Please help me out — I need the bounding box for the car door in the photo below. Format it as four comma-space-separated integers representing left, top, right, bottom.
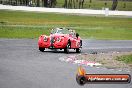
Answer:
70, 33, 78, 48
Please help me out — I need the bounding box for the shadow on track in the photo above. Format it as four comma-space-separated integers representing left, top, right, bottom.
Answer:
38, 49, 80, 54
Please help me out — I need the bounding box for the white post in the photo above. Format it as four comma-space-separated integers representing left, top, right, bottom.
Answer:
105, 8, 109, 16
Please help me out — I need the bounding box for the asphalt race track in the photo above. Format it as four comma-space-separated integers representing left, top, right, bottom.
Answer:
0, 39, 132, 88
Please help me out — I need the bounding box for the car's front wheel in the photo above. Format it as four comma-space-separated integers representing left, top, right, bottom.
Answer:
39, 47, 45, 52
64, 42, 70, 54
76, 48, 81, 53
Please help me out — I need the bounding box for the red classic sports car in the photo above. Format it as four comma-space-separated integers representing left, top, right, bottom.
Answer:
38, 28, 82, 53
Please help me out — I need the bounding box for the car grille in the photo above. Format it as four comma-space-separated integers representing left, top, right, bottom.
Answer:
50, 37, 54, 45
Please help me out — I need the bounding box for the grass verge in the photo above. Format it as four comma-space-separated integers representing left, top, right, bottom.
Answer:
0, 10, 132, 39
116, 54, 132, 64
77, 52, 132, 69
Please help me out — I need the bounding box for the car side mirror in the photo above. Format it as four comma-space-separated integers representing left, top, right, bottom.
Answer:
76, 33, 79, 38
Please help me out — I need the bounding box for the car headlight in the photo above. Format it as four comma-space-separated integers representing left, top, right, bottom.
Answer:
56, 37, 62, 42
43, 36, 48, 42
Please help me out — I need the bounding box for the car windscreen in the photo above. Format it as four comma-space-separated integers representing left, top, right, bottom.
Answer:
51, 28, 70, 34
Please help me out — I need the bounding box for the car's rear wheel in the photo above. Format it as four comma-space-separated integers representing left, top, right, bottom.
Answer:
76, 40, 82, 53
39, 47, 45, 52
80, 40, 82, 47
64, 42, 70, 54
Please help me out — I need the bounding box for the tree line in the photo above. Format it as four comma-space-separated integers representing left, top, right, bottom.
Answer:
0, 0, 119, 10
0, 0, 85, 8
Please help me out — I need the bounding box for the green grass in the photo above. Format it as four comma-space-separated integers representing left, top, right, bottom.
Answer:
0, 10, 132, 39
116, 54, 132, 64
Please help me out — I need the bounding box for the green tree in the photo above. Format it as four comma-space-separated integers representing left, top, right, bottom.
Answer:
111, 0, 118, 10
37, 0, 40, 7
